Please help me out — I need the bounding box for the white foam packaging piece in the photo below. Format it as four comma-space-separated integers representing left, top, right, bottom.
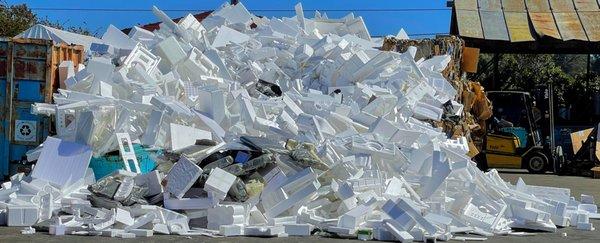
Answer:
166, 156, 203, 199
204, 168, 236, 200
5, 1, 598, 241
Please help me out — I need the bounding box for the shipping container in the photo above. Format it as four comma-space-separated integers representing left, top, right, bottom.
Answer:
0, 38, 84, 177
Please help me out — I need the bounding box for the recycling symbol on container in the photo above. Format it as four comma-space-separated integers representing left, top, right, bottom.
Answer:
20, 125, 32, 136
15, 120, 37, 142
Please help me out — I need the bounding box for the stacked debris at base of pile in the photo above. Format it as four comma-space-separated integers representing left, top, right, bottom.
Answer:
382, 36, 492, 155
0, 1, 598, 240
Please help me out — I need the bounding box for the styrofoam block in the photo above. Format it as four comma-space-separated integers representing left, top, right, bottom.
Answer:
7, 204, 39, 226
90, 43, 114, 56
0, 187, 18, 202
577, 222, 595, 231
39, 193, 54, 221
178, 13, 206, 33
582, 194, 595, 204
413, 101, 443, 121
239, 97, 257, 124
327, 226, 356, 235
266, 180, 320, 218
244, 226, 284, 236
86, 56, 114, 84
248, 207, 268, 226
207, 204, 246, 230
49, 224, 66, 235
213, 2, 253, 24
281, 168, 318, 195
124, 212, 156, 231
123, 43, 160, 73
152, 223, 170, 235
212, 26, 250, 48
166, 156, 202, 199
130, 229, 154, 237
331, 179, 355, 200
169, 123, 212, 151
58, 61, 75, 89
220, 224, 244, 236
337, 204, 374, 229
373, 227, 396, 241
284, 223, 312, 236
31, 137, 92, 189
382, 198, 437, 235
114, 177, 134, 201
512, 207, 550, 222
134, 170, 164, 196
420, 147, 451, 199
578, 204, 598, 214
351, 136, 396, 159
294, 44, 313, 63
118, 232, 136, 238
268, 216, 297, 226
116, 133, 140, 173
194, 86, 226, 124
115, 208, 134, 226
270, 18, 299, 37
261, 188, 288, 212
102, 25, 137, 50
163, 192, 216, 210
101, 229, 125, 237
2, 211, 11, 226
154, 36, 187, 69
204, 168, 237, 200
128, 25, 155, 39
384, 219, 414, 242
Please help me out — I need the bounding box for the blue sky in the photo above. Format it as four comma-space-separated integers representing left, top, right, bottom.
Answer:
7, 0, 451, 38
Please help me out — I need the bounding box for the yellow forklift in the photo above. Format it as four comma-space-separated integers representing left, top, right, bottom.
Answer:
474, 90, 562, 173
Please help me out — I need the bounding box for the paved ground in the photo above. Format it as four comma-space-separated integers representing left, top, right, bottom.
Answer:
1, 170, 600, 242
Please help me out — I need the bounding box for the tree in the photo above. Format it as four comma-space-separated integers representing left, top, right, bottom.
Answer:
472, 53, 600, 122
0, 2, 36, 37
1, 1, 94, 37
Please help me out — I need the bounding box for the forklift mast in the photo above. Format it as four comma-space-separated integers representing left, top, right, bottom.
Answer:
532, 84, 559, 171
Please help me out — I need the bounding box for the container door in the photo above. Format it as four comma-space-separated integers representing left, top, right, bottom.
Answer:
7, 41, 50, 175
0, 40, 8, 176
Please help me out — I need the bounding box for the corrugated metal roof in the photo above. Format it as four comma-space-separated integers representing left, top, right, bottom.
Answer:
456, 10, 484, 38
554, 12, 587, 40
452, 0, 600, 42
526, 0, 551, 12
455, 0, 479, 10
502, 0, 527, 11
529, 12, 561, 39
479, 0, 502, 10
579, 11, 600, 41
505, 12, 536, 41
573, 0, 599, 10
549, 0, 575, 11
481, 10, 510, 40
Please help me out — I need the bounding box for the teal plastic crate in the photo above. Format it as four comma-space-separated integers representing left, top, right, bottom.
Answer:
89, 144, 159, 180
500, 127, 528, 148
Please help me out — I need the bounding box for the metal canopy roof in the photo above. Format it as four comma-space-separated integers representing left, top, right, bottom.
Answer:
450, 0, 600, 53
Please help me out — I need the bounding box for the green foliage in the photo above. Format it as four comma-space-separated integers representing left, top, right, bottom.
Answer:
0, 2, 36, 37
0, 1, 93, 37
474, 53, 600, 121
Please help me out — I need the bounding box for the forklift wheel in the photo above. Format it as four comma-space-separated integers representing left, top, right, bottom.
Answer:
525, 151, 548, 174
